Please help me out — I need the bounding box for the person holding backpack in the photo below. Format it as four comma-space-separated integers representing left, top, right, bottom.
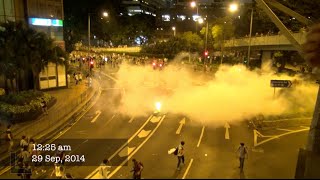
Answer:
176, 141, 185, 170
131, 159, 143, 179
236, 142, 248, 172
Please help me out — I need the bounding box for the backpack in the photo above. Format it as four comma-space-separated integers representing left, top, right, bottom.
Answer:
173, 147, 178, 156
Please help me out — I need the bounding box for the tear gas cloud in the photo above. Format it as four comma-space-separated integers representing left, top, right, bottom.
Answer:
112, 55, 317, 127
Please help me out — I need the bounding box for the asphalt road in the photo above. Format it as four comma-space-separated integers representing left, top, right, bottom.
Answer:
0, 67, 311, 179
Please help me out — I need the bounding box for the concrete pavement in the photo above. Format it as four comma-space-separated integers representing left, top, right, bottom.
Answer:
0, 76, 99, 174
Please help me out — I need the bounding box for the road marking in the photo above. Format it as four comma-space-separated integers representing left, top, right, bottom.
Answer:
100, 72, 119, 82
128, 116, 135, 123
107, 115, 166, 179
263, 117, 311, 122
197, 126, 205, 148
118, 147, 136, 157
176, 118, 186, 135
276, 128, 294, 132
137, 130, 151, 138
90, 110, 102, 123
224, 122, 230, 140
254, 128, 310, 147
182, 158, 194, 179
150, 116, 161, 123
85, 115, 153, 179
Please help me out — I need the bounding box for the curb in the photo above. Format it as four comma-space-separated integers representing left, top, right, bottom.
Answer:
0, 79, 101, 170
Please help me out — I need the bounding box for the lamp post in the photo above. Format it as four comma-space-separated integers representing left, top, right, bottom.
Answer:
190, 1, 199, 32
88, 11, 108, 52
172, 26, 176, 37
198, 18, 208, 52
229, 3, 253, 67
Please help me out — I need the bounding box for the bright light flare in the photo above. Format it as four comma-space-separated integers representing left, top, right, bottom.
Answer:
190, 1, 196, 8
198, 18, 204, 24
103, 12, 108, 17
229, 3, 238, 12
155, 102, 162, 112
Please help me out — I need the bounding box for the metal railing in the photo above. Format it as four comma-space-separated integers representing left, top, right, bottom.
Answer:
0, 85, 94, 156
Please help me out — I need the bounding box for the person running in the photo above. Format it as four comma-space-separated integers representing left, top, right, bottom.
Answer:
177, 141, 185, 170
236, 142, 248, 172
99, 159, 111, 179
131, 159, 143, 179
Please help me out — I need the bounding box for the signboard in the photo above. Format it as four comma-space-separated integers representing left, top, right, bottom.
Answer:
29, 18, 63, 27
270, 80, 292, 88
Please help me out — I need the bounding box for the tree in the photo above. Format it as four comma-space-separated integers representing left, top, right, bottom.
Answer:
181, 31, 203, 52
210, 17, 235, 49
0, 21, 66, 91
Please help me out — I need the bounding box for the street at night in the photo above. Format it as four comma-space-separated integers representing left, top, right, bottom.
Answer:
1, 0, 320, 179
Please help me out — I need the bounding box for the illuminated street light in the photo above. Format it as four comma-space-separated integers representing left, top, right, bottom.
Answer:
172, 26, 176, 37
190, 1, 196, 8
229, 3, 238, 12
198, 18, 204, 24
103, 12, 108, 17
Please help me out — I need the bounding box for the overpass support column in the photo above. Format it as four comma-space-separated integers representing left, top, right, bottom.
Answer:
260, 51, 273, 71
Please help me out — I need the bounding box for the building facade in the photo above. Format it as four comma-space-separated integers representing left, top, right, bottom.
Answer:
121, 0, 169, 16
0, 0, 66, 90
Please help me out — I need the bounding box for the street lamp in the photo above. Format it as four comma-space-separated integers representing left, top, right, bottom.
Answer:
172, 26, 176, 37
190, 1, 199, 32
88, 11, 108, 52
229, 3, 252, 67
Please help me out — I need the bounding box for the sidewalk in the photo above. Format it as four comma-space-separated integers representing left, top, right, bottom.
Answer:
0, 77, 99, 161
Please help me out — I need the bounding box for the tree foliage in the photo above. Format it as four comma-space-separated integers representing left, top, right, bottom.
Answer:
0, 21, 67, 92
141, 32, 203, 58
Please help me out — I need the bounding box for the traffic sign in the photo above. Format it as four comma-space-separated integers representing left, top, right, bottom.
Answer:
270, 80, 292, 88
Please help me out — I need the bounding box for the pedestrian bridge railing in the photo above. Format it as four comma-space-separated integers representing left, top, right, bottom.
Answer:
223, 32, 307, 48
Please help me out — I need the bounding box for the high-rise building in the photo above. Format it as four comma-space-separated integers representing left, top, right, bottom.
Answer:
121, 0, 169, 16
0, 0, 66, 90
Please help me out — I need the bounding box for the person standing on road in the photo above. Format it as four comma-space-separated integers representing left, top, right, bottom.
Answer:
131, 159, 143, 179
41, 98, 48, 115
177, 141, 185, 170
99, 159, 111, 179
236, 142, 248, 172
5, 125, 13, 152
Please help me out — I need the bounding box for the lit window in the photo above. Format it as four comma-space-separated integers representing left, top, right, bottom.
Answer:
162, 15, 170, 21
177, 15, 186, 21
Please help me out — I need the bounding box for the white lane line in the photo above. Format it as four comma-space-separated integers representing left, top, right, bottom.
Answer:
255, 128, 309, 147
102, 114, 117, 128
107, 115, 166, 179
85, 114, 153, 179
197, 126, 205, 148
182, 158, 194, 179
100, 72, 119, 82
276, 128, 294, 132
90, 110, 102, 123
129, 116, 135, 123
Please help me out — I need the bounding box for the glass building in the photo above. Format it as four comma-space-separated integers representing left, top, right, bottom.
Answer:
0, 0, 66, 90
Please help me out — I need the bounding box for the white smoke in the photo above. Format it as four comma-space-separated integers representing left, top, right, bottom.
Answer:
112, 55, 317, 127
